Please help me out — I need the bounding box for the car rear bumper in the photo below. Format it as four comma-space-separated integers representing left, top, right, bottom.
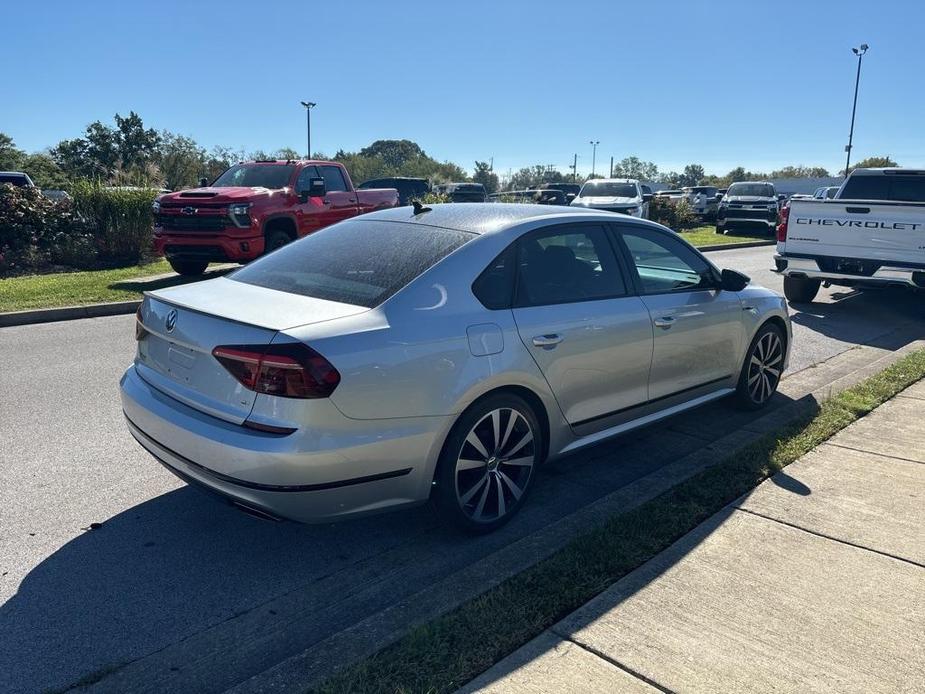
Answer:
153, 231, 265, 262
774, 254, 925, 288
120, 365, 450, 522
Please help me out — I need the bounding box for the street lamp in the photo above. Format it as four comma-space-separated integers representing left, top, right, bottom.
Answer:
589, 140, 600, 177
844, 44, 868, 175
300, 101, 316, 159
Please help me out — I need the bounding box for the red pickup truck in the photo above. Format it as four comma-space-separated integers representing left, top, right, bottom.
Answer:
152, 160, 399, 275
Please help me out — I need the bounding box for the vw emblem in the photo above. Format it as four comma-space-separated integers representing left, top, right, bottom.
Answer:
165, 309, 178, 333
181, 206, 197, 215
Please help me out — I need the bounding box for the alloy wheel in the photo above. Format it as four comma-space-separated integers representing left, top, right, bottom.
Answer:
454, 408, 535, 524
747, 331, 783, 404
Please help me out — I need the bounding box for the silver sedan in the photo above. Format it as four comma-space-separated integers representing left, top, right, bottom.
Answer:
121, 204, 790, 532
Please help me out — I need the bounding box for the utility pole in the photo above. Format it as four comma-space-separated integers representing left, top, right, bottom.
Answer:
609, 156, 614, 178
590, 141, 600, 178
844, 44, 868, 175
571, 154, 578, 181
300, 101, 316, 158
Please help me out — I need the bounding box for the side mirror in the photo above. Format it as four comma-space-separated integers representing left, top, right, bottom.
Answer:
198, 177, 209, 187
298, 177, 326, 202
720, 268, 750, 291
642, 193, 654, 202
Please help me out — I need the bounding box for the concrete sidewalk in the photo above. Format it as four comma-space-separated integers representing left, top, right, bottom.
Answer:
463, 380, 925, 693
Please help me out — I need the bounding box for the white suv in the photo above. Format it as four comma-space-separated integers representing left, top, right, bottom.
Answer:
570, 178, 651, 218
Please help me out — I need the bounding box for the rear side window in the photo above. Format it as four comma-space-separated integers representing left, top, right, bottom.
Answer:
319, 165, 348, 193
230, 221, 472, 307
840, 174, 925, 202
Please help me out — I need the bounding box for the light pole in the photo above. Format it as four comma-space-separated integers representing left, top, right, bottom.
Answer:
844, 44, 868, 175
589, 140, 600, 178
300, 101, 316, 159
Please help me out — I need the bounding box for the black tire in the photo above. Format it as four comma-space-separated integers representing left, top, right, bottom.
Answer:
783, 275, 821, 304
264, 229, 292, 254
432, 393, 542, 533
734, 322, 785, 410
168, 259, 208, 276
715, 225, 725, 234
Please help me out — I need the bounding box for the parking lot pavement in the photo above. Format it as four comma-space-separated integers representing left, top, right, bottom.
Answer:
0, 245, 923, 693
465, 381, 925, 694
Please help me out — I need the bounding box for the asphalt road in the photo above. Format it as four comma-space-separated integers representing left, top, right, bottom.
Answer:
1, 245, 922, 693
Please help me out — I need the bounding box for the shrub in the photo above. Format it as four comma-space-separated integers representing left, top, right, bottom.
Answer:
419, 191, 451, 204
71, 180, 158, 262
648, 196, 698, 229
0, 184, 95, 274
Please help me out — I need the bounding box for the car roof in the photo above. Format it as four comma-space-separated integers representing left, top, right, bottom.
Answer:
583, 178, 639, 184
364, 202, 622, 235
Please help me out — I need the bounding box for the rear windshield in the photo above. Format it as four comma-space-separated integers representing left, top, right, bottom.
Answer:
580, 182, 638, 197
0, 174, 29, 186
212, 164, 296, 189
727, 183, 774, 197
839, 174, 925, 202
229, 220, 473, 307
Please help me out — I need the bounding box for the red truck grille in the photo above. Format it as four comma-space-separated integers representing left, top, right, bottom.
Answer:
157, 215, 229, 232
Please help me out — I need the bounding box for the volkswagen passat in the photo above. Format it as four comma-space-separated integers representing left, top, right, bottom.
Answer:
122, 204, 790, 532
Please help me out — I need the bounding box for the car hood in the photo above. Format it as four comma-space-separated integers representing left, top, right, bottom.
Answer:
724, 196, 775, 204
160, 186, 279, 204
571, 196, 639, 207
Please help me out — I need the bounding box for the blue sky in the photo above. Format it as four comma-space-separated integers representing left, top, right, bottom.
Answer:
3, 0, 922, 178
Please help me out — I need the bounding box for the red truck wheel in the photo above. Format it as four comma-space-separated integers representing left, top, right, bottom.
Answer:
169, 259, 208, 276
265, 230, 291, 253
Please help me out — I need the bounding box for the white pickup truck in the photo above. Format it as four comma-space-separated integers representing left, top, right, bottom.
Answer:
774, 168, 925, 303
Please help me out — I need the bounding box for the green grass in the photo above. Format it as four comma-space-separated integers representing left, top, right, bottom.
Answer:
680, 225, 771, 248
0, 261, 233, 312
314, 349, 925, 694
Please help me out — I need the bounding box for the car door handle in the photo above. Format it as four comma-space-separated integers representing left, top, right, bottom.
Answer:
653, 316, 675, 329
532, 334, 564, 348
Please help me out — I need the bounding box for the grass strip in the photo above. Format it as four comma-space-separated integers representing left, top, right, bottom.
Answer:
315, 348, 925, 694
0, 261, 234, 312
679, 225, 770, 248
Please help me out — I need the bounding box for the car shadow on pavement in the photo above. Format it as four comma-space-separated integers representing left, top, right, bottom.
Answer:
0, 392, 805, 694
108, 266, 236, 293
789, 286, 925, 347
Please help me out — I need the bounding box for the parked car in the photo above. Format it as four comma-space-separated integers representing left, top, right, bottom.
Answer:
123, 203, 790, 531
0, 171, 35, 187
490, 189, 568, 205
433, 182, 488, 202
152, 160, 399, 275
682, 186, 720, 220
717, 188, 728, 199
358, 177, 429, 206
715, 181, 779, 235
812, 186, 840, 200
541, 182, 582, 203
775, 167, 925, 303
655, 189, 685, 201
570, 178, 652, 218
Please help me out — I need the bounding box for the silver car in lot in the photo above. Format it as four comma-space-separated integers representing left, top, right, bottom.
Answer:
122, 204, 791, 532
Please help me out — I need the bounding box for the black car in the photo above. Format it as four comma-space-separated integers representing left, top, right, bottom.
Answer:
434, 182, 488, 203
357, 177, 430, 206
540, 182, 581, 203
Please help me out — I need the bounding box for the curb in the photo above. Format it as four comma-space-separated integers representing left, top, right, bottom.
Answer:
698, 240, 775, 252
0, 300, 140, 328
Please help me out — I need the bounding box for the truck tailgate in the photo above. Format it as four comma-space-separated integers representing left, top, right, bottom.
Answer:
784, 200, 925, 263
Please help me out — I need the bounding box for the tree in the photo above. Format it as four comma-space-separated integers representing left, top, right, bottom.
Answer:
157, 131, 207, 190
679, 164, 706, 187
472, 161, 499, 193
274, 147, 301, 160
612, 156, 659, 182
21, 153, 69, 189
847, 155, 898, 174
51, 112, 159, 182
358, 140, 426, 169
114, 111, 160, 171
769, 165, 831, 178
0, 133, 25, 170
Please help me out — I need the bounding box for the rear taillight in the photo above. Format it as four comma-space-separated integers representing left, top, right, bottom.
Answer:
212, 343, 340, 399
776, 204, 790, 242
135, 304, 147, 341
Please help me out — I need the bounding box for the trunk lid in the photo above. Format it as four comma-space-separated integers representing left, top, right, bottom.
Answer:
136, 277, 367, 423
784, 199, 925, 262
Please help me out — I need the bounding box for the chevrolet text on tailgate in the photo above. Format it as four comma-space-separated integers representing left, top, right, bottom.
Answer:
152, 160, 399, 275
775, 168, 925, 303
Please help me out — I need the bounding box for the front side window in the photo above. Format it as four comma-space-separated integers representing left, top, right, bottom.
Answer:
294, 165, 320, 191
230, 220, 472, 307
620, 229, 716, 294
514, 225, 626, 307
212, 164, 296, 189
